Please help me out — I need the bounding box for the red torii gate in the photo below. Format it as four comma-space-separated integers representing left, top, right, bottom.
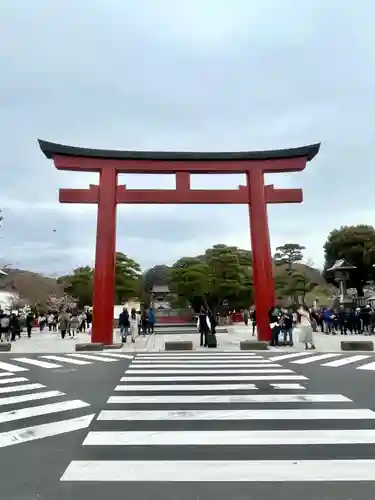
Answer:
38, 140, 320, 345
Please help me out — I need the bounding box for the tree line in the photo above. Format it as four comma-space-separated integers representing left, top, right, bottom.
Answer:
4, 223, 374, 311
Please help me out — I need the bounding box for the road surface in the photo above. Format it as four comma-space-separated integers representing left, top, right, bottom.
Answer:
1, 351, 375, 500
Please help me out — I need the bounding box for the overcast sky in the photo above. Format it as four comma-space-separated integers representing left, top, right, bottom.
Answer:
0, 0, 373, 276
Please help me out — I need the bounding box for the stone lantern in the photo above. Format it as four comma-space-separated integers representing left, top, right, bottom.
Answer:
327, 259, 356, 307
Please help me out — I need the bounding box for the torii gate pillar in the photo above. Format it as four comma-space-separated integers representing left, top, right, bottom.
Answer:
38, 140, 320, 345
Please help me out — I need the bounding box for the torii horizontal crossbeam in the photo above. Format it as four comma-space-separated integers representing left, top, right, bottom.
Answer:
59, 184, 303, 204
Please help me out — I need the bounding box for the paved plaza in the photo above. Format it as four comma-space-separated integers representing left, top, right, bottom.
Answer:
5, 324, 371, 354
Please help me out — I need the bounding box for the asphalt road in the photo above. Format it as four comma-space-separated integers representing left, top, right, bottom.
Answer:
1, 351, 375, 500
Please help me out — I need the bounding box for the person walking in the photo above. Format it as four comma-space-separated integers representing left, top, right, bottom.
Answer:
128, 308, 137, 343
147, 308, 156, 334
119, 308, 130, 342
197, 307, 211, 347
58, 311, 69, 339
281, 308, 294, 346
250, 308, 256, 336
9, 313, 21, 342
141, 309, 148, 336
268, 306, 281, 347
25, 312, 34, 338
69, 313, 79, 337
298, 304, 315, 350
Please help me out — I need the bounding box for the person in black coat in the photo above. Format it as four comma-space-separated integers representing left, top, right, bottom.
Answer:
268, 306, 281, 347
198, 307, 211, 347
9, 314, 21, 342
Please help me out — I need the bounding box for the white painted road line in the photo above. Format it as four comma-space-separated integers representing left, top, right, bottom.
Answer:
270, 383, 306, 390
0, 413, 95, 448
268, 352, 313, 362
83, 428, 375, 446
137, 352, 258, 357
0, 372, 15, 377
132, 357, 267, 363
126, 369, 293, 375
60, 459, 375, 482
322, 355, 371, 367
0, 383, 45, 394
136, 355, 259, 360
0, 399, 90, 423
291, 354, 342, 364
0, 377, 28, 385
107, 394, 350, 404
68, 354, 117, 363
130, 363, 279, 369
121, 374, 308, 382
357, 361, 375, 371
0, 361, 29, 372
98, 408, 374, 421
114, 383, 259, 392
100, 353, 134, 359
0, 390, 64, 407
13, 358, 62, 369
41, 355, 91, 366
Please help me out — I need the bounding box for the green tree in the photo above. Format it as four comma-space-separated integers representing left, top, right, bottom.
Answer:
274, 243, 305, 272
142, 265, 170, 293
168, 244, 253, 312
276, 270, 318, 304
323, 225, 375, 296
57, 253, 142, 307
57, 266, 93, 308
168, 257, 211, 310
114, 252, 142, 304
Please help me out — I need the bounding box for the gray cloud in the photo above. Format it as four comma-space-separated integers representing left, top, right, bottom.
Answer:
0, 0, 373, 274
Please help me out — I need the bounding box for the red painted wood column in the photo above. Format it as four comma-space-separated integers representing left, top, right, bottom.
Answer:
247, 168, 274, 342
91, 166, 117, 345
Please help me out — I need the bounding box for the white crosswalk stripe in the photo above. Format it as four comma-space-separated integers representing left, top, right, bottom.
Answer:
41, 355, 92, 365
267, 352, 375, 371
0, 383, 46, 394
13, 358, 62, 369
0, 361, 29, 372
68, 353, 118, 362
82, 428, 375, 446
60, 351, 375, 486
0, 354, 132, 374
114, 383, 259, 392
291, 354, 342, 364
270, 383, 306, 390
0, 414, 94, 448
126, 368, 293, 374
100, 353, 134, 359
322, 355, 371, 367
121, 374, 308, 382
357, 361, 375, 371
0, 372, 93, 448
107, 394, 350, 404
97, 408, 375, 421
131, 362, 276, 368
0, 377, 28, 385
60, 460, 375, 482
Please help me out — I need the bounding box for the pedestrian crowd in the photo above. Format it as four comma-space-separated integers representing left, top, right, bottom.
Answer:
0, 308, 93, 341
118, 307, 156, 343
244, 303, 375, 351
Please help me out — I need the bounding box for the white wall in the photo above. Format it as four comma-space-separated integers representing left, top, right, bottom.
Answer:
114, 300, 141, 319
0, 290, 18, 311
